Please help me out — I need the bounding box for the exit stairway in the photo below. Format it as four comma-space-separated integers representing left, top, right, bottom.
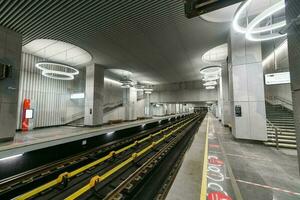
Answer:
265, 103, 297, 149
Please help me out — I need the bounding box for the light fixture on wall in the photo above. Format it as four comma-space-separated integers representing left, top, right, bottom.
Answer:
232, 0, 287, 41
35, 61, 79, 80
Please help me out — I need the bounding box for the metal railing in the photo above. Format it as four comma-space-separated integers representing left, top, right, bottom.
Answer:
266, 96, 293, 110
266, 119, 282, 150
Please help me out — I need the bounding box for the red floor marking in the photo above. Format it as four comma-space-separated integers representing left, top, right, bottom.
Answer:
208, 192, 232, 200
208, 157, 224, 166
209, 144, 220, 148
236, 179, 300, 196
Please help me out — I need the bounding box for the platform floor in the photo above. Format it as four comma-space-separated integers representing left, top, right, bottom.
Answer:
167, 113, 300, 200
0, 114, 184, 159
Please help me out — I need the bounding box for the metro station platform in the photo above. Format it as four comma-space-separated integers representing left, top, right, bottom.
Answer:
167, 113, 300, 200
0, 114, 185, 160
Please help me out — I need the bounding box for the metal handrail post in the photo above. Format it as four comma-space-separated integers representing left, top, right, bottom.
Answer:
275, 128, 279, 150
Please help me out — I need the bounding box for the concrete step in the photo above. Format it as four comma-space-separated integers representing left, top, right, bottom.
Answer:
264, 142, 297, 149
267, 128, 295, 133
267, 126, 295, 130
267, 138, 296, 144
267, 134, 296, 140
267, 130, 296, 136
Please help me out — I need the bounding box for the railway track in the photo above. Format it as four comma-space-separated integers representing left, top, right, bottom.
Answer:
0, 113, 206, 200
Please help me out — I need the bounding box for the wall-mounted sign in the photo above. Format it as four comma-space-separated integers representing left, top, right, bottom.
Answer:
25, 109, 34, 119
265, 72, 290, 85
70, 93, 85, 99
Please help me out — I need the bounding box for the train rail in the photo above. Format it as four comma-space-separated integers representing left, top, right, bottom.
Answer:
0, 113, 206, 200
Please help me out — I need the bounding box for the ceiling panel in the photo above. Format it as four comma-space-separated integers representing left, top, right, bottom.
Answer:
0, 0, 231, 83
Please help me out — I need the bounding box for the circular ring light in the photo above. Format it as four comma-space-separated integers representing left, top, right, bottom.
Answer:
35, 61, 79, 80
245, 1, 287, 41
202, 74, 220, 81
42, 70, 74, 80
200, 66, 222, 75
203, 81, 217, 86
232, 0, 287, 42
205, 86, 215, 90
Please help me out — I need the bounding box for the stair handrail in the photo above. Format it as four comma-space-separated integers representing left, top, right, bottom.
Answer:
273, 96, 293, 110
266, 119, 282, 150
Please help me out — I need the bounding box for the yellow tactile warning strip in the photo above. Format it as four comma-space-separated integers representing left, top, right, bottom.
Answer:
200, 116, 209, 200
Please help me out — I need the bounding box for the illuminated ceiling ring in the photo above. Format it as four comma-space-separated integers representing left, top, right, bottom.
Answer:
233, 0, 285, 34
233, 0, 286, 41
232, 0, 252, 33
42, 70, 74, 80
200, 66, 222, 75
245, 1, 287, 41
202, 74, 220, 81
35, 61, 79, 75
35, 61, 79, 80
203, 81, 217, 86
205, 86, 215, 90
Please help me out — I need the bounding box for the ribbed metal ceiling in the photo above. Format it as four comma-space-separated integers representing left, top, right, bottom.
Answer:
0, 0, 230, 83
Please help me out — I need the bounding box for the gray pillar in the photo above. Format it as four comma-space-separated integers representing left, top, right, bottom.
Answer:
123, 87, 137, 121
286, 0, 300, 170
145, 93, 150, 117
220, 64, 231, 126
0, 27, 22, 141
228, 28, 267, 141
84, 64, 104, 126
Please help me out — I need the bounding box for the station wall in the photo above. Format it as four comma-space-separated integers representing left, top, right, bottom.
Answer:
16, 53, 139, 128
150, 80, 218, 103
262, 39, 293, 109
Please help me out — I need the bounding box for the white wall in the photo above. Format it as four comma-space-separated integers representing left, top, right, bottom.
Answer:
150, 88, 217, 103
17, 53, 78, 128
263, 40, 293, 109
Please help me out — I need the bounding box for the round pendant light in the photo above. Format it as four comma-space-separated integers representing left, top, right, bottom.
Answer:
203, 81, 217, 86
205, 86, 215, 90
200, 66, 222, 75
232, 0, 287, 42
35, 61, 79, 80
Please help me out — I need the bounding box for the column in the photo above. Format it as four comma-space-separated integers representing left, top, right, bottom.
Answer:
286, 0, 300, 170
144, 93, 150, 117
0, 27, 22, 141
228, 27, 267, 141
84, 64, 104, 126
220, 64, 231, 126
123, 87, 137, 121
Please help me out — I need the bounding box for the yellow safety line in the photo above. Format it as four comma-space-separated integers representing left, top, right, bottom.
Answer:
65, 118, 195, 200
15, 117, 192, 200
200, 116, 209, 200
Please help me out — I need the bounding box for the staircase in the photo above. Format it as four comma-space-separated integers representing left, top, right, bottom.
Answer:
265, 103, 297, 149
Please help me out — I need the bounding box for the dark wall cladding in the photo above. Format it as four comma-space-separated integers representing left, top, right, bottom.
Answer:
286, 0, 300, 172
0, 27, 22, 141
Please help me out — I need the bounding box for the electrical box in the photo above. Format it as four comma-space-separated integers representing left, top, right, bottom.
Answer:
235, 105, 242, 117
0, 64, 11, 80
